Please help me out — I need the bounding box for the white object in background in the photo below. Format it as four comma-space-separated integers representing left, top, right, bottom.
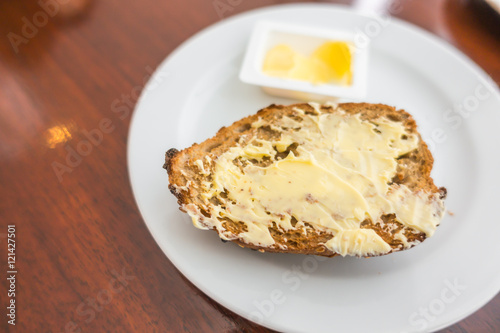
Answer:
351, 0, 393, 14
484, 0, 500, 13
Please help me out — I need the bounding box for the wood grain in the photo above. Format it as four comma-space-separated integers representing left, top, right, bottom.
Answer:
0, 0, 498, 332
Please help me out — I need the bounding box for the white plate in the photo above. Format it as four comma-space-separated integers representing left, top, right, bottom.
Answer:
127, 4, 500, 333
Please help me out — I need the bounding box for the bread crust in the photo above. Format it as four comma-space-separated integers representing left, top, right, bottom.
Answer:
164, 103, 446, 257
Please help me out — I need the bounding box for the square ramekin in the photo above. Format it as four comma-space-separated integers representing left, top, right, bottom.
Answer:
239, 21, 369, 102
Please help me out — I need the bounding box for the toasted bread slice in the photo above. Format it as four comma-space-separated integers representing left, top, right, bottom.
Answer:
164, 103, 446, 257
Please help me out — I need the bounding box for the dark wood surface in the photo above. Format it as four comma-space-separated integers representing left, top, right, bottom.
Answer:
0, 0, 498, 332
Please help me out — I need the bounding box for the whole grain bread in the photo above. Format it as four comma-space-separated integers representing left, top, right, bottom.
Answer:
164, 103, 446, 257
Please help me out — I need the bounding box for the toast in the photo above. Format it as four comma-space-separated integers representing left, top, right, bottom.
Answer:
164, 103, 446, 257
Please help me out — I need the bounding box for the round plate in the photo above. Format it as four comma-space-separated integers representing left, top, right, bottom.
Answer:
127, 4, 500, 333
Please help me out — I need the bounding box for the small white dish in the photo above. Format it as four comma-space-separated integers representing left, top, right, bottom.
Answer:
239, 20, 369, 101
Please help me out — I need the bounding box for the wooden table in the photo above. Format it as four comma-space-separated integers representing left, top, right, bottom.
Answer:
1, 0, 498, 332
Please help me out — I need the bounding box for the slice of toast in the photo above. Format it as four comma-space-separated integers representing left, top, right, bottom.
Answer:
164, 103, 446, 257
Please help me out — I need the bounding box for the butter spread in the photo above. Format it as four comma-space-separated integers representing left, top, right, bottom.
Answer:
262, 42, 353, 85
325, 229, 391, 257
188, 105, 445, 256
